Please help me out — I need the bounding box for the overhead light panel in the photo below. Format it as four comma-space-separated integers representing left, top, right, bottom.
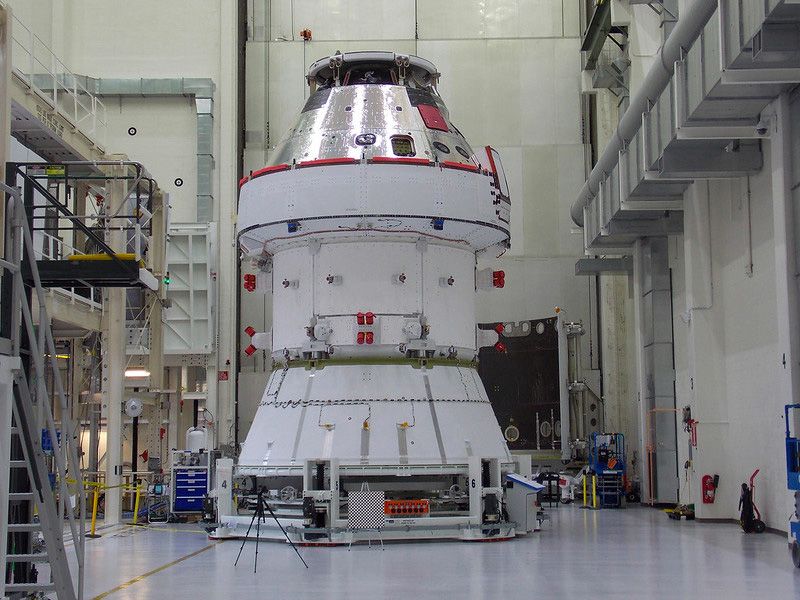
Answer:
124, 368, 150, 378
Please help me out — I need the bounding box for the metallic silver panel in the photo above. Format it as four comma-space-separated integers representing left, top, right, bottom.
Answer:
270, 85, 476, 167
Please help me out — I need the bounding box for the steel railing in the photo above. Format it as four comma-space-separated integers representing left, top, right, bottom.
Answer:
2, 181, 86, 599
35, 231, 103, 310
9, 11, 107, 150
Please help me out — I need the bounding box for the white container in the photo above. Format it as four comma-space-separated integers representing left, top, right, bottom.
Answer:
185, 427, 207, 452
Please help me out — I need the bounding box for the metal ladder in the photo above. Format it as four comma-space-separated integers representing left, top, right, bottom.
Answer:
1, 181, 85, 599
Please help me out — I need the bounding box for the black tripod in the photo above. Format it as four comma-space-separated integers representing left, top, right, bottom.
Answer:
234, 487, 309, 572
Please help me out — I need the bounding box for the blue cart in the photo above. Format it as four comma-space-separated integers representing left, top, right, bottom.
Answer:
785, 404, 800, 568
589, 432, 626, 508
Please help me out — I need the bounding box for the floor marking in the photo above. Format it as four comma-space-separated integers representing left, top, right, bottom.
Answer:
91, 541, 218, 599
121, 524, 210, 535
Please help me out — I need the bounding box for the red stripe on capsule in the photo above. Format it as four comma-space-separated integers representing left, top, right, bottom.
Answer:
297, 157, 358, 168
370, 157, 433, 166
251, 164, 291, 178
441, 161, 479, 172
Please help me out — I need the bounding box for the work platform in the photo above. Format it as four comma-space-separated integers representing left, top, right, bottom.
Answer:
31, 254, 158, 290
8, 161, 162, 292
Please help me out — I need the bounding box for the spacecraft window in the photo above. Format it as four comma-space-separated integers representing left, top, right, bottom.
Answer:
355, 133, 376, 146
455, 146, 470, 159
391, 135, 416, 157
433, 141, 450, 154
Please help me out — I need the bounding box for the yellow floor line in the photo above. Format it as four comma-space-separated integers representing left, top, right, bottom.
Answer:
91, 542, 218, 600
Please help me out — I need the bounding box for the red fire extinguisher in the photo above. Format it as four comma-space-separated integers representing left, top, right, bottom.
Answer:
702, 474, 719, 504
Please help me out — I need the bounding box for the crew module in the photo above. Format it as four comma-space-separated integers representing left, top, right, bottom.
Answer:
213, 51, 536, 543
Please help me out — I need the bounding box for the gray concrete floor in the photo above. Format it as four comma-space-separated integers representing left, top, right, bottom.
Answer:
76, 506, 799, 599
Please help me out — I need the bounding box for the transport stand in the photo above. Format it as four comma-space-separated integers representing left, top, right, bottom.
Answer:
213, 456, 535, 544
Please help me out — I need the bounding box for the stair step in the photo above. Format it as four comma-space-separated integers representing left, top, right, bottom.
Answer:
5, 552, 49, 563
5, 582, 56, 592
7, 523, 41, 532
9, 492, 33, 501
9, 460, 28, 468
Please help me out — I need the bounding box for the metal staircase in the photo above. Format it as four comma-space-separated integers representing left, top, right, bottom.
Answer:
1, 181, 85, 599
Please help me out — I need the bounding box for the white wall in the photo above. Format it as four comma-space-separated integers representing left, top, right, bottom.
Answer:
593, 6, 796, 526
68, 1, 239, 449
606, 0, 795, 527
674, 159, 790, 528
8, 1, 241, 448
104, 97, 199, 222
4, 0, 62, 53
63, 1, 222, 79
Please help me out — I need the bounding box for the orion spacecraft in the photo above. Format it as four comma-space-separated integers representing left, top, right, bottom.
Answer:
215, 51, 539, 543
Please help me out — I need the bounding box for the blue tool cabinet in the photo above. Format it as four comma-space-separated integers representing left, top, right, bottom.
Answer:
171, 450, 210, 513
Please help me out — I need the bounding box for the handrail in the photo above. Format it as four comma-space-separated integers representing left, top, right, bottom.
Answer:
13, 162, 151, 276
9, 11, 107, 149
571, 0, 720, 226
4, 187, 86, 599
35, 232, 102, 309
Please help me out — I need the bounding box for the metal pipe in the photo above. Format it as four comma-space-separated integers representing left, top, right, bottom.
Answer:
571, 0, 720, 226
132, 415, 139, 475
557, 312, 571, 461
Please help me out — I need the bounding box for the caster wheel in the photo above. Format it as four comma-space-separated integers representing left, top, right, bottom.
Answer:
792, 541, 800, 569
753, 520, 766, 534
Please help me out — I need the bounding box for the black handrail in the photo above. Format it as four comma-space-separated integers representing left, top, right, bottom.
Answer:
14, 166, 137, 276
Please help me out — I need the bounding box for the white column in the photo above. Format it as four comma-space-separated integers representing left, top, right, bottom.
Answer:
601, 274, 634, 446
771, 93, 800, 408
682, 181, 730, 518
213, 0, 240, 447
167, 367, 180, 454
632, 240, 650, 502
770, 93, 800, 522
101, 168, 127, 525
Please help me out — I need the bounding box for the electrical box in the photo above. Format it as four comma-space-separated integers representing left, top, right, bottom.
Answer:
504, 473, 544, 534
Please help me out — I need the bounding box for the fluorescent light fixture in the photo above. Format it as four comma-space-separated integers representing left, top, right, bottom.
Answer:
124, 368, 150, 378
